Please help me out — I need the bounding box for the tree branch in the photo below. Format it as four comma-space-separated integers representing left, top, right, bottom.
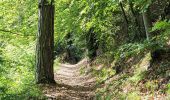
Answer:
0, 29, 34, 37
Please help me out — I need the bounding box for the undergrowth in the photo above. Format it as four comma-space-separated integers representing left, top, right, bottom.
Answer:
94, 20, 170, 99
0, 34, 44, 99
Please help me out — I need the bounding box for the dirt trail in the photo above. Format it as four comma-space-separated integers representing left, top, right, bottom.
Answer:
43, 59, 96, 100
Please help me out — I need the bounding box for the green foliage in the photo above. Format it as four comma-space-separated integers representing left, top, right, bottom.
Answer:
134, 0, 152, 11
144, 81, 158, 93
0, 0, 170, 99
54, 0, 123, 56
114, 20, 170, 61
151, 21, 170, 48
93, 67, 116, 83
166, 83, 170, 94
152, 21, 170, 31
126, 92, 141, 100
0, 0, 38, 36
114, 43, 146, 61
0, 32, 43, 98
0, 38, 43, 99
0, 0, 42, 99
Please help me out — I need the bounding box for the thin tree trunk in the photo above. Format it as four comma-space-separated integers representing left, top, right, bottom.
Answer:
86, 28, 98, 61
129, 1, 142, 39
142, 10, 152, 41
36, 0, 55, 84
119, 1, 129, 37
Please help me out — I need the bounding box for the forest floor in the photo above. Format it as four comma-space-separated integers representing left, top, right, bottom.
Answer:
42, 59, 96, 100
41, 52, 170, 100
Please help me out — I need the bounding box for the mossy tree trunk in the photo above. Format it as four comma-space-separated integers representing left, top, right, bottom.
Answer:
36, 0, 55, 84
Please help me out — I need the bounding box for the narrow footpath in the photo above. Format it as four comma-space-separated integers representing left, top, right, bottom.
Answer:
43, 59, 96, 100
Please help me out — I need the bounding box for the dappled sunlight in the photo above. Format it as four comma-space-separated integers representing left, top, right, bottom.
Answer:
1, 0, 170, 99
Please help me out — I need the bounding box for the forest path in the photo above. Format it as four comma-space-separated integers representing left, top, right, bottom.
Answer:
43, 59, 96, 100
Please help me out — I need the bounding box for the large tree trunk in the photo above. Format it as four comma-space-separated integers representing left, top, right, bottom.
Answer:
36, 0, 55, 84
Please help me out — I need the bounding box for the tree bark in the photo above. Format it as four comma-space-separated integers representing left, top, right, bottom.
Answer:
36, 0, 55, 84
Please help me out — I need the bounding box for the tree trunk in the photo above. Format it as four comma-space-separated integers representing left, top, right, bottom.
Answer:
129, 1, 142, 40
36, 0, 55, 84
86, 28, 98, 61
142, 10, 152, 41
119, 1, 129, 38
